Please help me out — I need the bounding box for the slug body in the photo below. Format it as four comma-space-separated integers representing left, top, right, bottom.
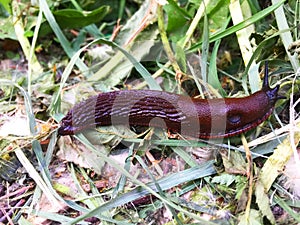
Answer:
58, 67, 282, 138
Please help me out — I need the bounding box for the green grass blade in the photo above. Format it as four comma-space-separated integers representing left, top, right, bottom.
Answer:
39, 0, 90, 75
90, 38, 161, 90
272, 0, 300, 71
67, 133, 217, 224
0, 79, 37, 134
189, 0, 285, 52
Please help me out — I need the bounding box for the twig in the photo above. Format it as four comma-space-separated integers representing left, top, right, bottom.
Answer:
157, 4, 182, 80
241, 134, 253, 221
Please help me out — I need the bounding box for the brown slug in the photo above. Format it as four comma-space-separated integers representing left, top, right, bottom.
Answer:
58, 65, 283, 138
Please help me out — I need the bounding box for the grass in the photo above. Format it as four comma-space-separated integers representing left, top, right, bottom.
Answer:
0, 0, 299, 224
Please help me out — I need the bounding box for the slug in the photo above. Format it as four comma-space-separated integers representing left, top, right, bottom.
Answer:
58, 65, 282, 138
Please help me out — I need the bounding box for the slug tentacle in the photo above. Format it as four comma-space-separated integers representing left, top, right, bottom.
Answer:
263, 61, 270, 88
58, 65, 281, 139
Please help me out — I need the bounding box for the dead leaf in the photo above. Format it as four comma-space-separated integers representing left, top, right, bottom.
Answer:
57, 137, 107, 174
255, 181, 275, 224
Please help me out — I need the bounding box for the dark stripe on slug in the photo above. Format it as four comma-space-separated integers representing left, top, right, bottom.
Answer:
58, 65, 282, 138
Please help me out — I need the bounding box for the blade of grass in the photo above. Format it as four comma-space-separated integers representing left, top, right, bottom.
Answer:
229, 0, 255, 65
27, 8, 44, 94
69, 0, 105, 39
18, 216, 34, 225
32, 140, 51, 179
112, 144, 134, 197
242, 27, 295, 89
118, 0, 126, 19
135, 155, 183, 225
39, 0, 90, 76
208, 16, 231, 96
229, 0, 260, 93
200, 12, 209, 85
90, 38, 161, 90
178, 0, 211, 48
30, 137, 99, 214
295, 1, 299, 38
29, 209, 135, 225
44, 130, 57, 167
68, 133, 217, 224
78, 167, 113, 221
68, 162, 217, 224
50, 38, 102, 115
166, 0, 192, 19
272, 0, 300, 71
188, 0, 285, 52
124, 137, 272, 159
11, 0, 43, 80
274, 194, 300, 223
259, 130, 300, 191
0, 80, 93, 217
15, 147, 60, 207
157, 4, 182, 76
0, 80, 37, 135
171, 147, 199, 167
